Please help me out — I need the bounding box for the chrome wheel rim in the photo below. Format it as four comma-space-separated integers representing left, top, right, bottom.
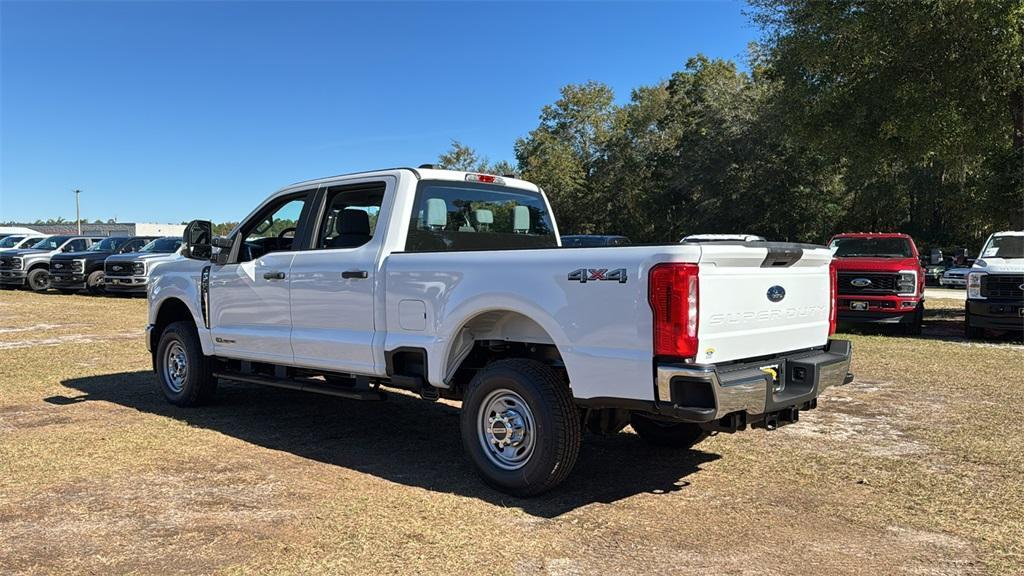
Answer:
477, 389, 536, 470
163, 341, 188, 393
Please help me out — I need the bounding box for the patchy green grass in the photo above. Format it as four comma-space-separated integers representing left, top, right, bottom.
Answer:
0, 291, 1021, 575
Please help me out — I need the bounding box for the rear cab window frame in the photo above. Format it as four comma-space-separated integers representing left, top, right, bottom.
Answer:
403, 180, 558, 253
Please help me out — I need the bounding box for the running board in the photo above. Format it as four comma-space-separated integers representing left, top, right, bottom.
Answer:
212, 371, 387, 401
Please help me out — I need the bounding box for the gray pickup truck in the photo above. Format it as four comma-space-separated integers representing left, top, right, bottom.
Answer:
0, 235, 103, 291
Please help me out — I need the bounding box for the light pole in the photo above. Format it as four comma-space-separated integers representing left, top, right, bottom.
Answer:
74, 189, 81, 235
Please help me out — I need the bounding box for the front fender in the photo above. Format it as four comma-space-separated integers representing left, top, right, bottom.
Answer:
149, 260, 212, 355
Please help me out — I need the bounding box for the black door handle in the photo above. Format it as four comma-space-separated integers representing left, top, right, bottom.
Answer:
342, 270, 368, 279
263, 271, 286, 280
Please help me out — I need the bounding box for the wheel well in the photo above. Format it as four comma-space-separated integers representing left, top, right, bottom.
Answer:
28, 262, 48, 271
151, 298, 195, 351
446, 310, 566, 397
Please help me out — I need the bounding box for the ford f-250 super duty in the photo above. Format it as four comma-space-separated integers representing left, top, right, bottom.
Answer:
0, 235, 104, 291
50, 235, 158, 294
104, 236, 184, 294
147, 167, 853, 495
828, 233, 925, 335
965, 231, 1024, 337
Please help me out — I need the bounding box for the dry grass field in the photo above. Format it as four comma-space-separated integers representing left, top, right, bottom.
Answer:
1, 289, 1022, 575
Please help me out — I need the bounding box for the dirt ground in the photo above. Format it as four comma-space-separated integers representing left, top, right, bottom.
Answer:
1, 289, 1022, 575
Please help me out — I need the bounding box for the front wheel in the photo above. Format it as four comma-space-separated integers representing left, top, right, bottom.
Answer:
460, 358, 581, 496
26, 268, 50, 292
630, 414, 707, 448
901, 304, 923, 336
86, 270, 105, 294
155, 321, 217, 406
964, 317, 985, 340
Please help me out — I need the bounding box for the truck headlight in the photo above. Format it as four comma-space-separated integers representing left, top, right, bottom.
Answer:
12, 257, 22, 270
132, 262, 146, 275
896, 271, 917, 295
967, 272, 986, 299
73, 259, 86, 273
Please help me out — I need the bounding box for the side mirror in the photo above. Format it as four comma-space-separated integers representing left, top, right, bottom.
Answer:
182, 220, 213, 260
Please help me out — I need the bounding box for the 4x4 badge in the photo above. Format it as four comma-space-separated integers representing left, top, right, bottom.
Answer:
567, 268, 627, 284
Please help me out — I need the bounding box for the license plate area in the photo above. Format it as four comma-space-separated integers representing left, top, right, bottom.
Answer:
849, 301, 869, 311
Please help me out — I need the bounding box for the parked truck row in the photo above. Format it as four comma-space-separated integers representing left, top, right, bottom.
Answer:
0, 234, 182, 294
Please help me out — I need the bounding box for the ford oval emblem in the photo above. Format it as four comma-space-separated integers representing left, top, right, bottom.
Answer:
767, 285, 786, 302
851, 278, 872, 288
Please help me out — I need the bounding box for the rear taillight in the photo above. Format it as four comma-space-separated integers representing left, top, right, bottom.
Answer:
829, 260, 838, 335
649, 263, 699, 358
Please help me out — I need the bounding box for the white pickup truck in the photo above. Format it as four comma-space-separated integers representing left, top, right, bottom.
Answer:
147, 167, 852, 495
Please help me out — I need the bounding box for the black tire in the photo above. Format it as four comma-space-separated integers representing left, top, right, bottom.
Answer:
86, 270, 105, 294
460, 358, 581, 497
26, 268, 50, 292
901, 304, 924, 336
155, 321, 217, 406
964, 316, 985, 340
630, 414, 707, 448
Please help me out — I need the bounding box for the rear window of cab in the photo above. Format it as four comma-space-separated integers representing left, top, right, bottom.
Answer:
404, 181, 557, 252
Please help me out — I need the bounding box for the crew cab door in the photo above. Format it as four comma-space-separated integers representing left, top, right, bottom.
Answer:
208, 189, 315, 363
288, 178, 392, 376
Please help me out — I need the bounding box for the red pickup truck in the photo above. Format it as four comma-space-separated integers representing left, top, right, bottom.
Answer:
827, 233, 925, 335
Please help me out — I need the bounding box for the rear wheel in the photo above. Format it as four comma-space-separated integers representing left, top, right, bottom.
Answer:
155, 321, 217, 406
460, 358, 581, 496
86, 270, 105, 294
26, 268, 50, 292
630, 414, 707, 448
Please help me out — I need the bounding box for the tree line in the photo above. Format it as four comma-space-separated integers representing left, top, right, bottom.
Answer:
437, 0, 1023, 251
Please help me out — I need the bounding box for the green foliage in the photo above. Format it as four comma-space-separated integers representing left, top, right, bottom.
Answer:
437, 140, 516, 176
500, 2, 1023, 249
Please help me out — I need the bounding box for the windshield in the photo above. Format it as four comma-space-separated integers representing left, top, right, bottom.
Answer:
29, 236, 70, 250
981, 235, 1024, 259
0, 236, 27, 248
405, 181, 557, 252
830, 237, 913, 258
87, 237, 127, 252
139, 237, 182, 253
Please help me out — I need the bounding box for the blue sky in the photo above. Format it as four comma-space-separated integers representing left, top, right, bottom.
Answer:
1, 1, 758, 224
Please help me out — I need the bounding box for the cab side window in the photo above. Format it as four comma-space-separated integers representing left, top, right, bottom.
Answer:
237, 193, 310, 263
120, 239, 147, 253
64, 239, 88, 252
315, 182, 385, 250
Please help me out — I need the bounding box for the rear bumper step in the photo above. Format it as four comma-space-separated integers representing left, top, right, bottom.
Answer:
654, 339, 852, 426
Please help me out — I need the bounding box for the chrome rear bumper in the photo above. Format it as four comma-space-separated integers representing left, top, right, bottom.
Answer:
655, 339, 853, 423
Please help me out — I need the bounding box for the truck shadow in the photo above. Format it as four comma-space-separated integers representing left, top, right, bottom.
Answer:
56, 371, 718, 518
840, 306, 1022, 344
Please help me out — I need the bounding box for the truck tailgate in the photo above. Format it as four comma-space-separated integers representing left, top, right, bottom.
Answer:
696, 243, 832, 364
